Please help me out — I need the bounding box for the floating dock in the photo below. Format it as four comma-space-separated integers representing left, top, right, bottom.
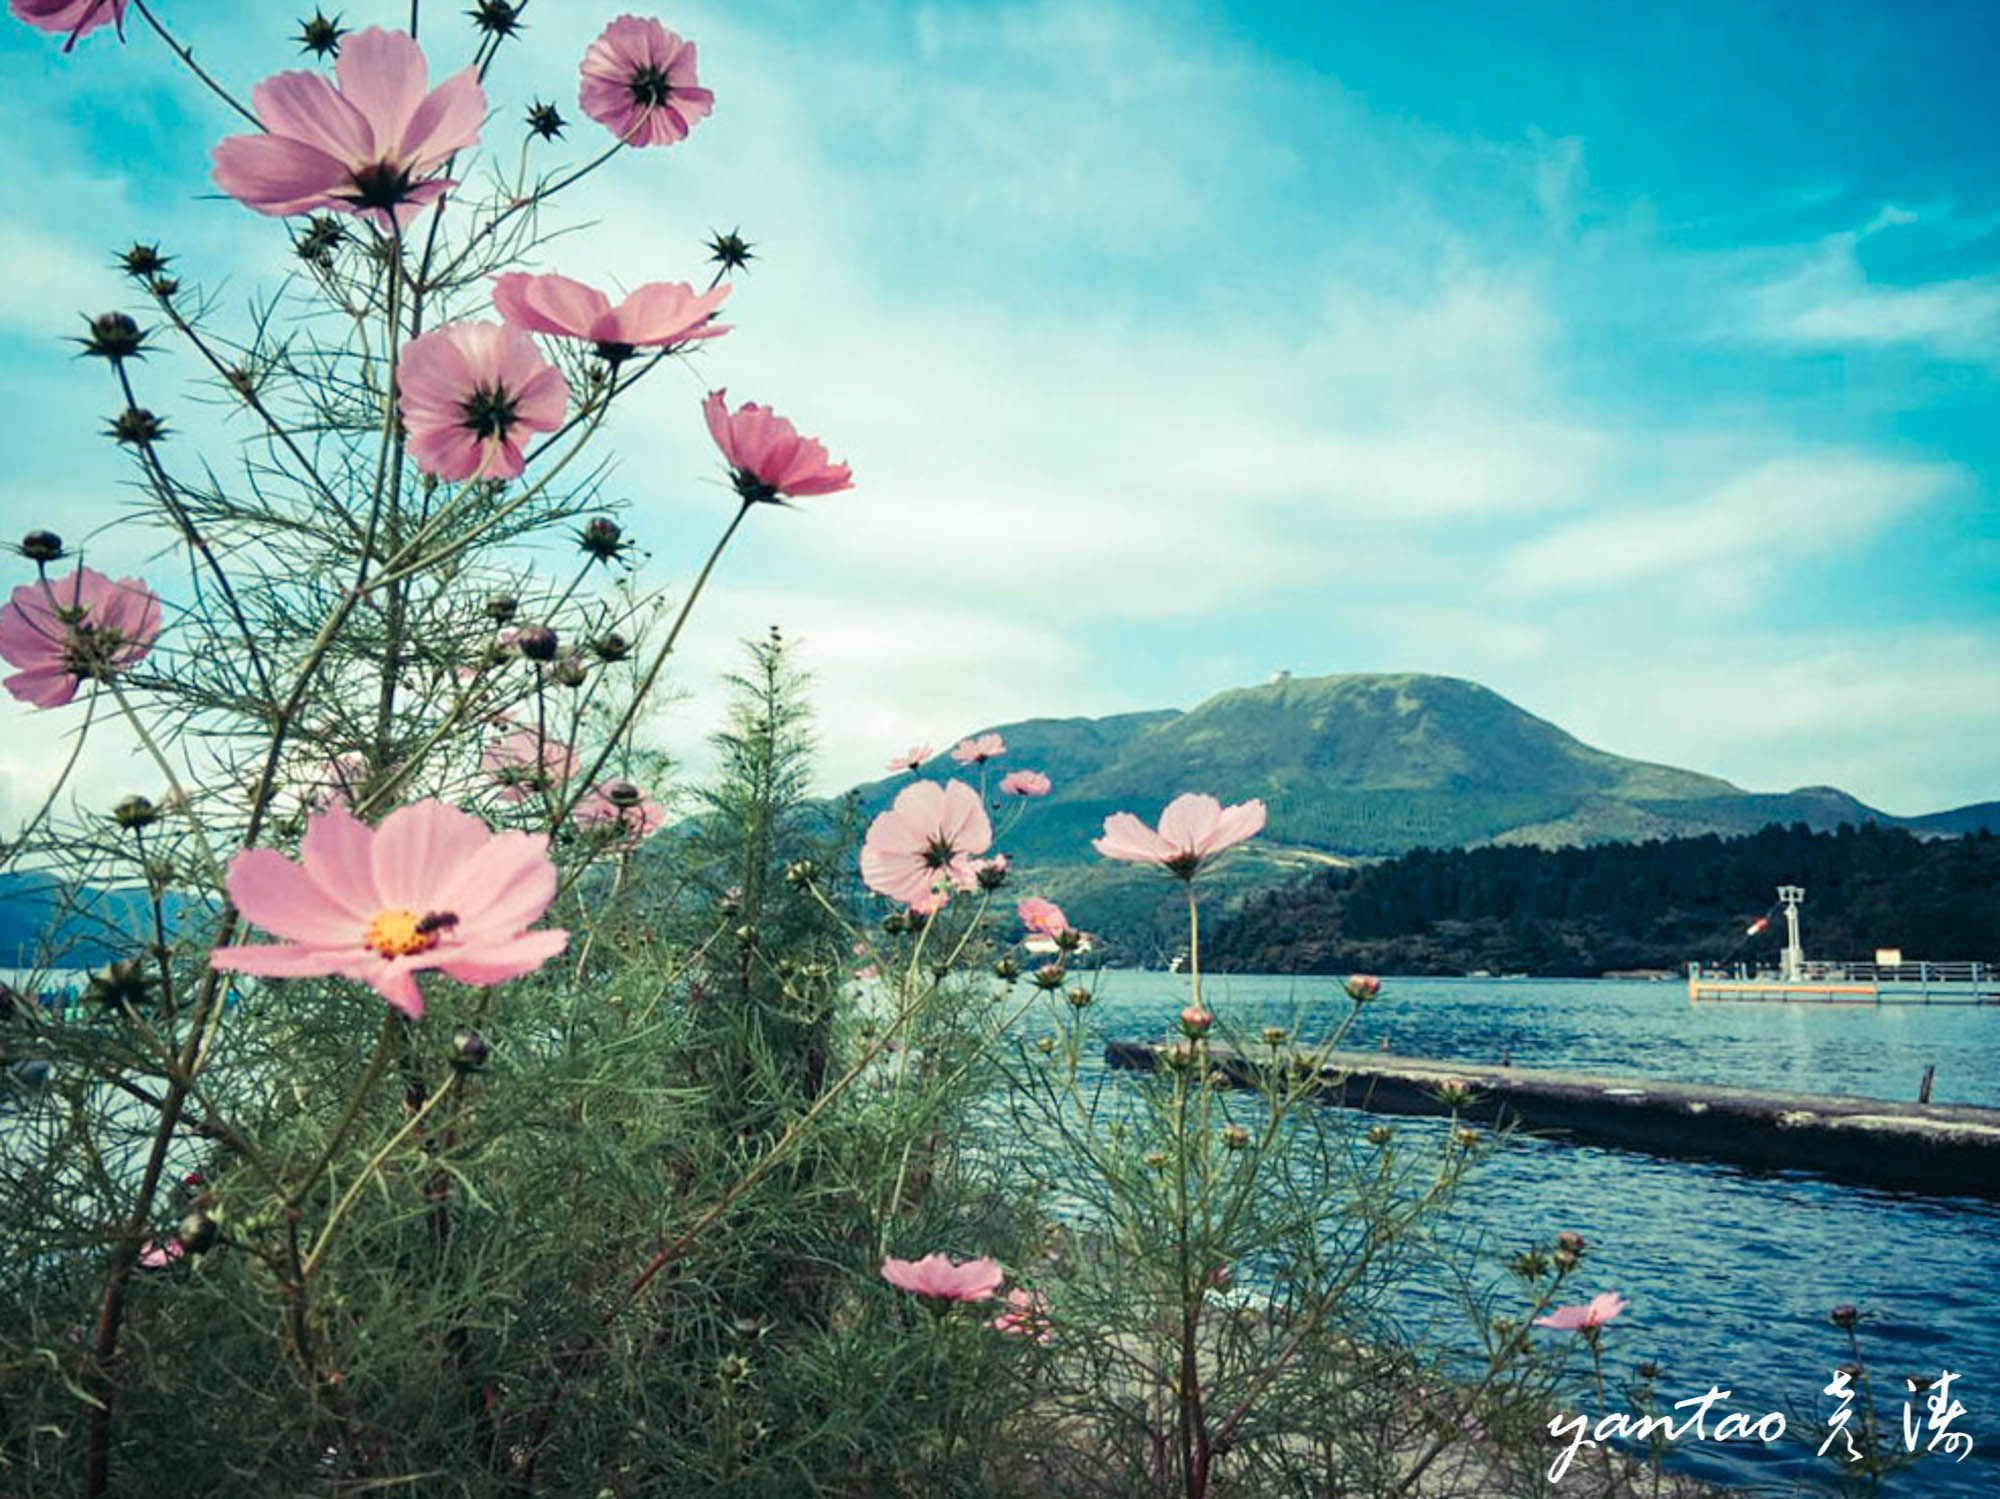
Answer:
1103, 1040, 2000, 1200
1687, 961, 2000, 1006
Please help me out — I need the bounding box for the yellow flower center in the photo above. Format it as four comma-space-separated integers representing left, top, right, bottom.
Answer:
363, 907, 454, 958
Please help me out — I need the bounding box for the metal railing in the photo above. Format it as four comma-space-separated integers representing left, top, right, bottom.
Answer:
1690, 960, 1993, 985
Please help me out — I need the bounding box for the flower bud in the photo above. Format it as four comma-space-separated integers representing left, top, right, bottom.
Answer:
484, 593, 519, 624
1555, 1230, 1586, 1256
1221, 1124, 1250, 1150
975, 855, 1010, 892
1510, 1248, 1549, 1280
1636, 1361, 1662, 1381
111, 795, 158, 830
1161, 1041, 1195, 1071
451, 1026, 490, 1071
1830, 1304, 1859, 1329
715, 1353, 749, 1384
606, 781, 643, 810
469, 0, 524, 36
880, 911, 907, 936
1054, 928, 1082, 953
992, 958, 1019, 982
1035, 1037, 1055, 1055
19, 530, 64, 563
1344, 974, 1382, 1003
550, 656, 587, 688
706, 227, 756, 276
1143, 1150, 1167, 1168
81, 311, 148, 364
1032, 964, 1065, 992
734, 924, 757, 948
1454, 1126, 1481, 1148
118, 243, 170, 279
150, 276, 179, 299
1367, 1124, 1394, 1147
296, 10, 347, 57
577, 516, 626, 562
1204, 1263, 1232, 1289
526, 101, 567, 140
1065, 986, 1094, 1009
515, 625, 558, 662
175, 1210, 218, 1255
590, 632, 630, 662
1178, 1003, 1214, 1038
783, 858, 816, 888
1435, 1077, 1473, 1109
107, 407, 166, 446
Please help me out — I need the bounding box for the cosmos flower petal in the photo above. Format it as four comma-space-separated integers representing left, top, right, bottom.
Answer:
434, 929, 570, 986
210, 134, 352, 217
226, 848, 367, 945
371, 799, 496, 908
333, 26, 430, 150
491, 271, 613, 338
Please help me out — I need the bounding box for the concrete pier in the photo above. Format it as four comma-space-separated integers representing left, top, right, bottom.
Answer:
1103, 1040, 2000, 1200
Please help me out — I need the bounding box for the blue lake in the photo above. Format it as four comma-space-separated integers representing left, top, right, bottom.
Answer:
1031, 973, 2000, 1498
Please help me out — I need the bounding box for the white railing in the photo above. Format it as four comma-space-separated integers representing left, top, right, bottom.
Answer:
1690, 960, 1994, 985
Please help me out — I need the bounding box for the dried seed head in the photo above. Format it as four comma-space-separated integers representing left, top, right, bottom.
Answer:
589, 632, 630, 662
296, 9, 347, 57
111, 794, 159, 830
80, 312, 147, 363
514, 625, 558, 661
19, 530, 64, 563
525, 101, 566, 140
118, 243, 170, 279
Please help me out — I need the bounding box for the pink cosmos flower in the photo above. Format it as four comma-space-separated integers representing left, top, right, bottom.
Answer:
951, 733, 1005, 766
999, 768, 1051, 797
1533, 1292, 1629, 1332
859, 779, 992, 908
988, 1287, 1053, 1342
136, 1236, 184, 1269
399, 322, 569, 482
1094, 793, 1267, 879
887, 744, 932, 774
480, 725, 578, 803
1017, 897, 1069, 940
880, 1253, 1006, 1304
210, 28, 483, 231
491, 272, 730, 363
703, 390, 853, 504
209, 799, 569, 1020
571, 781, 668, 850
0, 567, 162, 708
11, 0, 125, 50
578, 15, 714, 148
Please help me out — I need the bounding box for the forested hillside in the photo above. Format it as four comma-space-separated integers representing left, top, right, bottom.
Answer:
1203, 822, 2000, 976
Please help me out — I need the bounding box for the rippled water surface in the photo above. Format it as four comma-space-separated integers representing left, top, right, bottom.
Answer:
1022, 973, 2000, 1498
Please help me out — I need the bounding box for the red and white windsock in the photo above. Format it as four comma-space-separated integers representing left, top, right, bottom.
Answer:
1745, 916, 1771, 937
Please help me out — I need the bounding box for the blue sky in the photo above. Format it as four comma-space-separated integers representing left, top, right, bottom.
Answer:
1, 0, 1996, 825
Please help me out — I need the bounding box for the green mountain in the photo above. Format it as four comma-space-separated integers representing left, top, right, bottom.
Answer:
844, 672, 1979, 959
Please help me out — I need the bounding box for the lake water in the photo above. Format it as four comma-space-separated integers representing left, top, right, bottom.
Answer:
1033, 973, 2000, 1498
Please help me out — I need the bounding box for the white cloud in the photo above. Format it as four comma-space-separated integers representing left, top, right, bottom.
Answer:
1498, 455, 1961, 598
1747, 234, 2000, 362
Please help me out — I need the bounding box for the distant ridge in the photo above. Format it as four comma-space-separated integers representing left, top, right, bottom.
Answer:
846, 672, 1992, 949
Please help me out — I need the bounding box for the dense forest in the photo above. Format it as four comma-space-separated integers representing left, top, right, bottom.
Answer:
1203, 822, 2000, 976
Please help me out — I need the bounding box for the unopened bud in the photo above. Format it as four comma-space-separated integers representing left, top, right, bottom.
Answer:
1143, 1150, 1167, 1168
880, 911, 907, 936
992, 958, 1019, 982
525, 100, 566, 140
590, 632, 630, 662
1435, 1077, 1473, 1109
1260, 1026, 1288, 1046
112, 795, 158, 830
1032, 964, 1065, 992
1035, 1037, 1055, 1055
19, 530, 64, 563
1830, 1304, 1859, 1329
451, 1025, 490, 1071
550, 656, 587, 688
783, 858, 816, 887
1454, 1126, 1481, 1147
107, 407, 166, 446
606, 781, 642, 809
1178, 1003, 1213, 1038
1367, 1124, 1394, 1146
1221, 1124, 1250, 1150
484, 593, 519, 624
175, 1211, 218, 1255
80, 311, 146, 362
1343, 974, 1382, 1003
975, 856, 1010, 891
577, 516, 626, 561
296, 9, 347, 57
1065, 986, 1094, 1009
118, 243, 170, 279
515, 625, 558, 661
1555, 1230, 1586, 1256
